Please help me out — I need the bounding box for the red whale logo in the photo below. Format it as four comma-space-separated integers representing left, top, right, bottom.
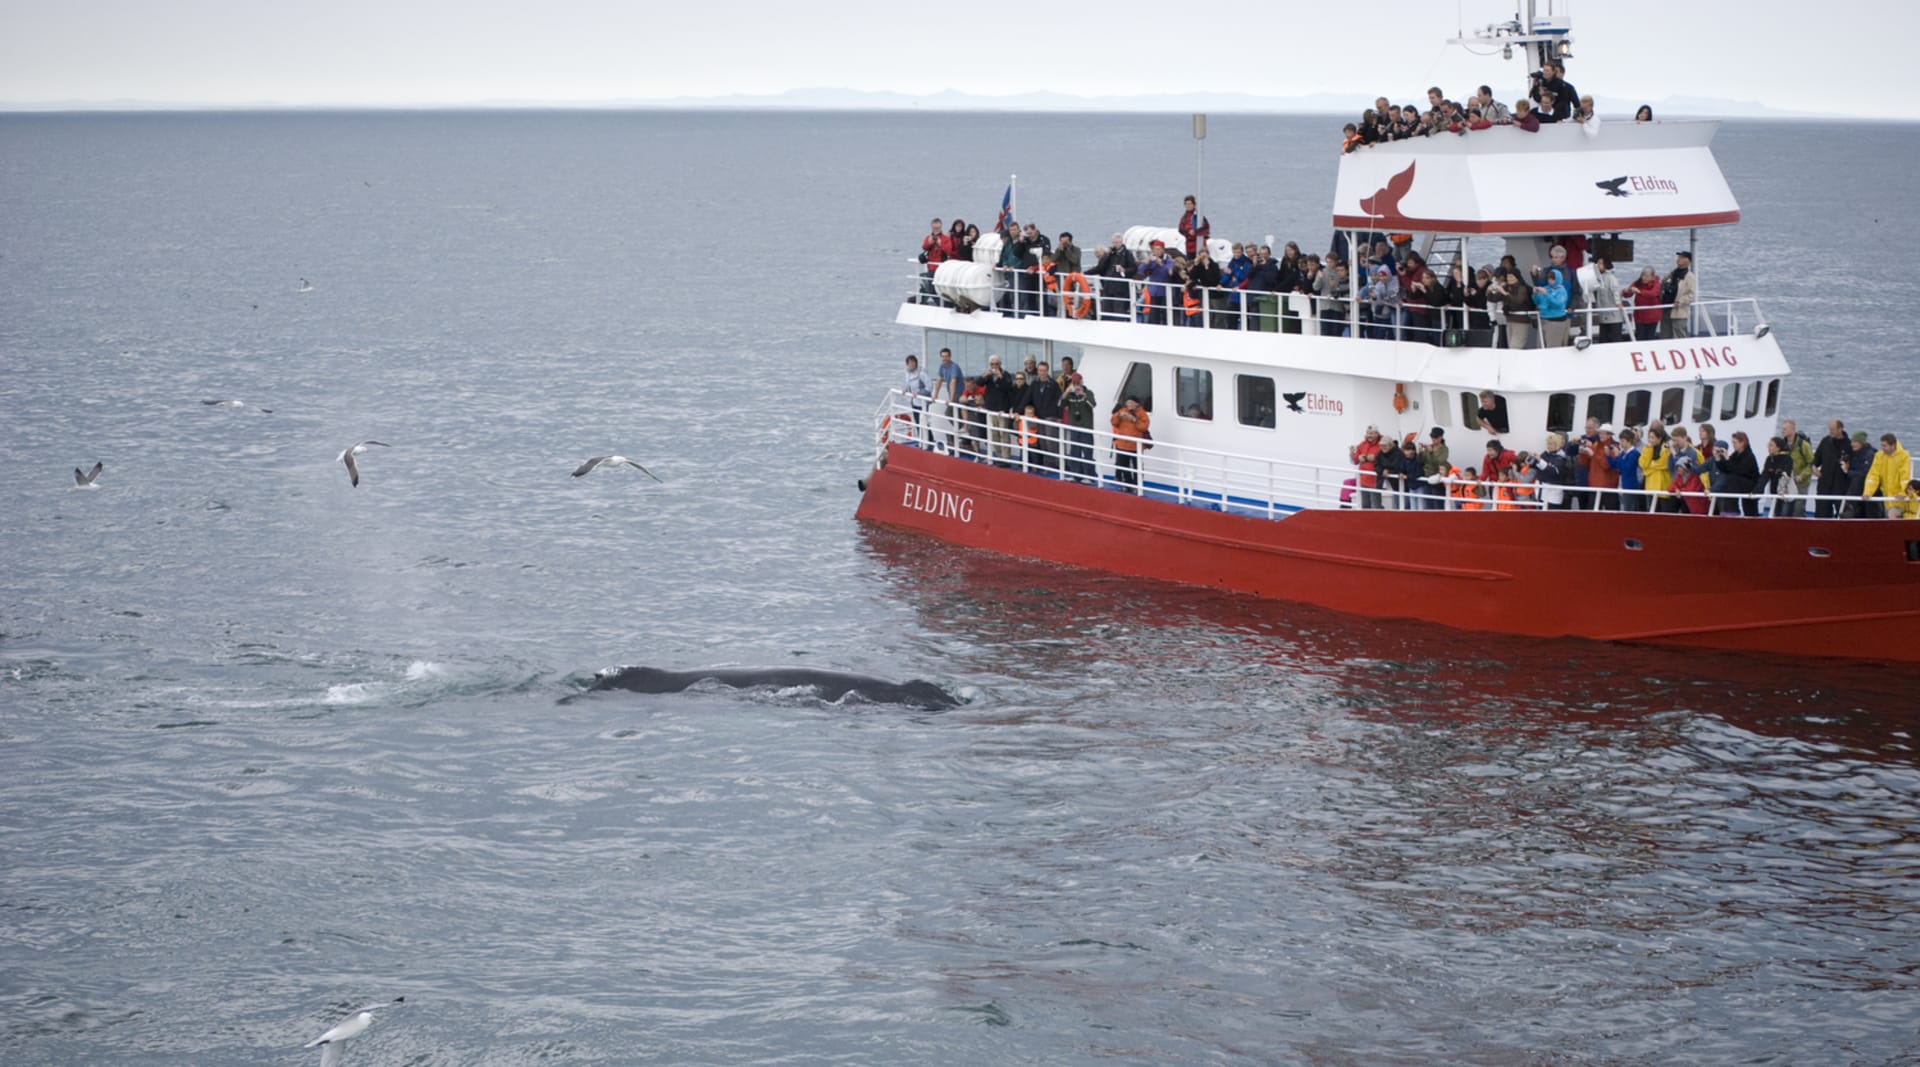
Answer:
1358, 162, 1417, 221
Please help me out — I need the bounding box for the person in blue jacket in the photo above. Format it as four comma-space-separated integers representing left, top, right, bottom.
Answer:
1610, 426, 1645, 511
1532, 266, 1571, 348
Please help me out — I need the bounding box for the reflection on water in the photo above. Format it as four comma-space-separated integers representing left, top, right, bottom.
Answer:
859, 523, 1920, 1059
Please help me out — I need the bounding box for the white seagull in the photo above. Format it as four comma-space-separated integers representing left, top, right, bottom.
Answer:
303, 997, 403, 1067
336, 441, 390, 488
73, 462, 103, 489
298, 278, 314, 292
202, 399, 272, 412
571, 455, 661, 482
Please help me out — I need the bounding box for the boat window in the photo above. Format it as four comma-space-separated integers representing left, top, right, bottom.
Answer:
1176, 368, 1214, 420
1470, 392, 1508, 433
1238, 375, 1276, 428
1692, 384, 1715, 423
926, 329, 1046, 380
1623, 389, 1651, 427
1719, 381, 1740, 420
1765, 378, 1781, 417
1119, 362, 1153, 412
1660, 387, 1685, 426
1546, 393, 1575, 434
1745, 380, 1761, 418
1048, 341, 1083, 372
1585, 393, 1616, 426
1430, 389, 1451, 427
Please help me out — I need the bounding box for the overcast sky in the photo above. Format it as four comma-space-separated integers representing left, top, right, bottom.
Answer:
1, 0, 1909, 114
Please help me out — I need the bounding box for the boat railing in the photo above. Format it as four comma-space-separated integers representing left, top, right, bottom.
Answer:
875, 391, 1917, 519
908, 269, 1767, 348
876, 389, 1357, 515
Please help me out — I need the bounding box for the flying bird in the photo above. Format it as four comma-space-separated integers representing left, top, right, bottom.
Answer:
571, 455, 661, 482
336, 441, 389, 488
1596, 176, 1630, 197
303, 997, 404, 1067
1282, 391, 1308, 414
73, 462, 103, 488
298, 278, 314, 292
203, 399, 273, 412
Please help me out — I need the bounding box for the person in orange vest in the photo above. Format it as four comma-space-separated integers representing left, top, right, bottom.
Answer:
1172, 256, 1204, 326
1038, 252, 1060, 317
1017, 403, 1043, 470
1349, 426, 1385, 508
1453, 466, 1486, 510
1111, 395, 1152, 494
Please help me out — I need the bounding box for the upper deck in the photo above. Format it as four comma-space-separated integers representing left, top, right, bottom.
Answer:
1332, 121, 1741, 235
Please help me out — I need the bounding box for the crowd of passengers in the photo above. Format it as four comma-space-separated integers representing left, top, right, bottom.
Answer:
898, 349, 1158, 494
899, 352, 1919, 517
916, 66, 1693, 347
1337, 63, 1646, 151
919, 224, 1700, 349
1347, 403, 1919, 518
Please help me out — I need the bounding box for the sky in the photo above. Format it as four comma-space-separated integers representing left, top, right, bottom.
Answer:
1, 0, 1912, 115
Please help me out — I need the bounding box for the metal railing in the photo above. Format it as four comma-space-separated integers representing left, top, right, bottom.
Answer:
875, 391, 1918, 520
909, 269, 1767, 349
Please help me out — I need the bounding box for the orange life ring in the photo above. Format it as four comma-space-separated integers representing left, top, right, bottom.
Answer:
1063, 273, 1093, 318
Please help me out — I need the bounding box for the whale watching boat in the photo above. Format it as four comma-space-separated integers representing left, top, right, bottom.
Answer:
855, 5, 1920, 664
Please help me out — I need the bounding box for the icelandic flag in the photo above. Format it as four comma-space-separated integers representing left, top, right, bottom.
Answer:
994, 183, 1013, 233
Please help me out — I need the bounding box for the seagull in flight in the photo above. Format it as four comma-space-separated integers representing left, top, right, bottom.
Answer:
571, 455, 661, 482
337, 441, 390, 488
202, 399, 272, 412
304, 997, 404, 1067
73, 462, 103, 489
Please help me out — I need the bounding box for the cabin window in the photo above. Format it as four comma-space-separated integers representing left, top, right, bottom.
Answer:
925, 329, 1045, 381
1765, 378, 1781, 417
1586, 393, 1616, 426
1238, 375, 1276, 428
1745, 380, 1762, 418
1048, 341, 1083, 373
1176, 367, 1214, 420
1692, 384, 1715, 423
1719, 381, 1740, 420
1660, 387, 1685, 426
1470, 392, 1508, 434
1546, 393, 1575, 435
1430, 389, 1451, 427
1624, 389, 1651, 428
1119, 362, 1154, 412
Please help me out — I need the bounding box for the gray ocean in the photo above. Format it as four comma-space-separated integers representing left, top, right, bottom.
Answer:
3, 110, 1919, 1066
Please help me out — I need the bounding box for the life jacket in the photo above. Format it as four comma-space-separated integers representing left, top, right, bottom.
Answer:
1182, 288, 1201, 318
1019, 417, 1040, 447
1453, 476, 1484, 511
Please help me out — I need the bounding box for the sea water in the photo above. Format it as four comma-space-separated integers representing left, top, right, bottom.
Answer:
2, 109, 1917, 1065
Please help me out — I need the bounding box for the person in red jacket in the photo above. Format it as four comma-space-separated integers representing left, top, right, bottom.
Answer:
1178, 195, 1210, 257
1578, 423, 1624, 510
1349, 426, 1385, 508
921, 217, 953, 266
1623, 267, 1664, 341
1482, 438, 1517, 483
918, 218, 953, 305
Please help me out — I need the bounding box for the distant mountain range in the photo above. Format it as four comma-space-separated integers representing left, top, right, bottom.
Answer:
0, 88, 1834, 120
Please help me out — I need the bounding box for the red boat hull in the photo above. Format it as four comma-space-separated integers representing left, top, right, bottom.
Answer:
856, 444, 1920, 664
